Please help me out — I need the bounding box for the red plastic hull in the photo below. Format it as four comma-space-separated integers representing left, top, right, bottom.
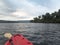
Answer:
5, 34, 33, 45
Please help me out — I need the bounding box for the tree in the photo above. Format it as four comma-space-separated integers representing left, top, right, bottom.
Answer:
38, 16, 41, 19
30, 9, 60, 23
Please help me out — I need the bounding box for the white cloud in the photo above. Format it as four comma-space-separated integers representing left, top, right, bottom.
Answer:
11, 9, 34, 20
0, 15, 20, 21
0, 0, 60, 20
12, 9, 28, 17
10, 0, 50, 20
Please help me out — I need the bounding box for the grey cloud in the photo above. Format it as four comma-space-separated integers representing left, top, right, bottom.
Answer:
0, 0, 16, 16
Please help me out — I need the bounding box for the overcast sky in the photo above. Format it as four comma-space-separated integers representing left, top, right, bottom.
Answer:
0, 0, 60, 20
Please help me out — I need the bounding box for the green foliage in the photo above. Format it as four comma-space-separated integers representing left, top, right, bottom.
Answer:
30, 9, 60, 23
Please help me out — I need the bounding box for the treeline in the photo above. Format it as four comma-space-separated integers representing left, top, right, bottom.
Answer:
30, 9, 60, 23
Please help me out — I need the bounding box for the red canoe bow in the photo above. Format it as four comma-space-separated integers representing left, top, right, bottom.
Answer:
5, 34, 33, 45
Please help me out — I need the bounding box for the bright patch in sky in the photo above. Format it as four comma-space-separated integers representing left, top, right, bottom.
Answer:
0, 0, 60, 20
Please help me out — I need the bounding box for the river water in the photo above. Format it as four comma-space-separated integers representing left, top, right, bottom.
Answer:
0, 23, 60, 45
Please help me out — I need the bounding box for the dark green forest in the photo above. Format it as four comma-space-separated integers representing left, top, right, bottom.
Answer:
30, 9, 60, 23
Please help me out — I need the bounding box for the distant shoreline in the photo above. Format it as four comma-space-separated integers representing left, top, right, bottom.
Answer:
0, 20, 30, 23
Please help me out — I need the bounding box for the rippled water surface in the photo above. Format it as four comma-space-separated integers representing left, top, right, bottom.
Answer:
0, 23, 60, 45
